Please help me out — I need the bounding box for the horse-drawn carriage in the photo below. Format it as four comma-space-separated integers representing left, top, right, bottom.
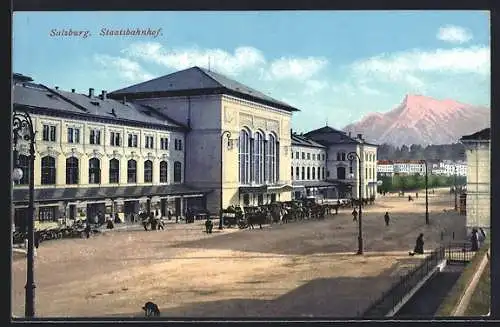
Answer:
239, 206, 271, 229
221, 206, 244, 228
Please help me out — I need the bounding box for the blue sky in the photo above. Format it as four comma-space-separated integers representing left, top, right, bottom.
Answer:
13, 11, 490, 132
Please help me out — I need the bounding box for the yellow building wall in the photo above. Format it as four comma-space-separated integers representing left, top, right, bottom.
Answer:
465, 141, 490, 231
220, 95, 293, 208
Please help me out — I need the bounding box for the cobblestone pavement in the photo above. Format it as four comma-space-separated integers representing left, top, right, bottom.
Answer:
11, 189, 464, 318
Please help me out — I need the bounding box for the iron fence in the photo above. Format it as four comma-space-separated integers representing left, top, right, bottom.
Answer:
362, 247, 446, 318
445, 241, 475, 264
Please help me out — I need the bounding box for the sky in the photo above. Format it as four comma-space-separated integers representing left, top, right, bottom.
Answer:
13, 11, 490, 132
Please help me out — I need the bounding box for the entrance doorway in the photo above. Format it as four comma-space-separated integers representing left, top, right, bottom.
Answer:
124, 201, 139, 222
87, 203, 106, 224
14, 208, 28, 233
257, 194, 264, 205
175, 198, 181, 216
69, 204, 76, 220
271, 194, 277, 203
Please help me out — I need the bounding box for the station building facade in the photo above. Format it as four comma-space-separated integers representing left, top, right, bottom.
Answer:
12, 73, 212, 230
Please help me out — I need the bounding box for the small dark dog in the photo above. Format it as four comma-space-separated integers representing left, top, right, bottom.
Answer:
142, 301, 160, 317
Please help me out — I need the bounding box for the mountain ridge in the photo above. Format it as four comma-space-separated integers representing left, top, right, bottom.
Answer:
343, 94, 490, 146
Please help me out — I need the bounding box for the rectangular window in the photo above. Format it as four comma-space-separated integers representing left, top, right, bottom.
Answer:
160, 137, 169, 150
128, 134, 138, 147
312, 154, 316, 160
174, 139, 183, 151
302, 152, 305, 160
291, 166, 294, 180
43, 125, 57, 141
89, 129, 101, 145
295, 152, 299, 159
110, 132, 121, 146
295, 167, 299, 180
67, 127, 80, 144
38, 206, 57, 222
145, 136, 154, 149
307, 153, 311, 160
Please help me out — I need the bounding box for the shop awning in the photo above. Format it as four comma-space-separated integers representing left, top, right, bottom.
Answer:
292, 181, 338, 190
13, 184, 213, 204
267, 184, 294, 192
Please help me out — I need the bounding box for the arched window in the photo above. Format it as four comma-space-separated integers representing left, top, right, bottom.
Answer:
144, 160, 153, 183
238, 129, 250, 184
337, 166, 346, 180
307, 167, 311, 180
127, 159, 137, 183
66, 157, 79, 184
322, 167, 325, 180
89, 158, 101, 184
160, 161, 168, 183
109, 159, 119, 184
174, 161, 182, 183
16, 154, 30, 185
253, 131, 264, 184
267, 133, 277, 183
312, 167, 316, 180
41, 156, 56, 185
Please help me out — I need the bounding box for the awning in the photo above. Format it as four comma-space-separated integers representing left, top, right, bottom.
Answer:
292, 181, 338, 190
13, 184, 213, 204
267, 184, 294, 192
239, 185, 268, 194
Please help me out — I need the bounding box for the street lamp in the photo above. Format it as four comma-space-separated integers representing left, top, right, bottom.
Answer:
12, 110, 36, 318
219, 131, 232, 230
347, 151, 363, 255
421, 160, 429, 225
454, 165, 458, 211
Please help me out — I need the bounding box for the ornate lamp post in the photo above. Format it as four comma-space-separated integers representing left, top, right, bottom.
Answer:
219, 131, 232, 230
12, 110, 36, 318
348, 151, 363, 255
421, 160, 429, 225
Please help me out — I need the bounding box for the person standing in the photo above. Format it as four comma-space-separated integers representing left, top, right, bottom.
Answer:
471, 228, 479, 251
352, 208, 358, 222
409, 233, 424, 256
384, 211, 390, 226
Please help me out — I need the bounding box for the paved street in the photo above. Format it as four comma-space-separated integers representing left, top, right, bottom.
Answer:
11, 188, 465, 318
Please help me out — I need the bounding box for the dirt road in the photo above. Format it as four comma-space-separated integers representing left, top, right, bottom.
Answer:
11, 189, 464, 318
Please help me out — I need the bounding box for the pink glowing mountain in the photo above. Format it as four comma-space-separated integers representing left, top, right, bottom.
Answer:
343, 94, 490, 146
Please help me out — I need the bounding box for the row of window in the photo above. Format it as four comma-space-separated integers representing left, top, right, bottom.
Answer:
291, 166, 326, 181
292, 151, 326, 161
336, 152, 376, 162
239, 130, 279, 185
42, 124, 181, 150
15, 155, 182, 186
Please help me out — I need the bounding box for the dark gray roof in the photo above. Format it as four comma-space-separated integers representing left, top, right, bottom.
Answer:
304, 126, 378, 147
291, 133, 326, 148
109, 66, 300, 112
460, 128, 490, 141
13, 80, 186, 130
13, 184, 213, 203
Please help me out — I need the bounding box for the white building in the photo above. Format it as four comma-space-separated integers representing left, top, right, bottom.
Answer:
460, 128, 490, 233
290, 132, 333, 199
432, 160, 468, 177
377, 160, 394, 176
304, 127, 378, 199
393, 160, 426, 175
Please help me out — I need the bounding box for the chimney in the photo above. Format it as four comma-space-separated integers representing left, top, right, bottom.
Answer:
357, 133, 363, 140
71, 89, 75, 93
88, 88, 95, 98
55, 86, 59, 90
101, 90, 107, 100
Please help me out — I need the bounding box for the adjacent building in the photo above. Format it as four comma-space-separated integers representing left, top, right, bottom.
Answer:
304, 127, 378, 199
12, 73, 212, 230
460, 128, 490, 233
431, 160, 467, 177
290, 132, 334, 200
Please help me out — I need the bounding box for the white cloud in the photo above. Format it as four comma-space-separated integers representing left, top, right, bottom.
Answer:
303, 79, 329, 95
265, 57, 328, 81
93, 54, 154, 82
437, 25, 473, 44
350, 46, 490, 91
122, 42, 266, 76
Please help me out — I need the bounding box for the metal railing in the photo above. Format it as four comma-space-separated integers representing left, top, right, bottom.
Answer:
362, 247, 446, 318
445, 241, 475, 264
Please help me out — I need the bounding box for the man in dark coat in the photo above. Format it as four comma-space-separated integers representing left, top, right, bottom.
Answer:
352, 208, 358, 222
471, 228, 479, 251
205, 218, 213, 234
410, 233, 424, 256
384, 212, 390, 226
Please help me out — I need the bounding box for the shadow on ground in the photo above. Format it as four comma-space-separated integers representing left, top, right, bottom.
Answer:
104, 274, 401, 318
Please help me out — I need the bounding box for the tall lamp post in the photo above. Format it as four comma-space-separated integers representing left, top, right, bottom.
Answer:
454, 165, 458, 211
219, 131, 232, 230
347, 151, 363, 255
421, 160, 429, 225
12, 110, 36, 318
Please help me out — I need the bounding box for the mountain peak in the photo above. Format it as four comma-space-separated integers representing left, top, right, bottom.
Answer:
343, 94, 490, 146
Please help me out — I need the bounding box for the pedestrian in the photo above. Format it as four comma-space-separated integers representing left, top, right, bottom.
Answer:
409, 233, 424, 256
85, 222, 91, 239
471, 228, 479, 251
352, 208, 358, 222
384, 211, 390, 226
93, 213, 98, 226
205, 218, 213, 234
415, 192, 418, 199
157, 217, 165, 230
34, 231, 40, 249
168, 209, 173, 221
142, 215, 149, 231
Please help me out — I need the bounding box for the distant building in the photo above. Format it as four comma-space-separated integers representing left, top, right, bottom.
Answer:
432, 160, 467, 177
376, 160, 426, 176
460, 128, 490, 233
377, 160, 394, 177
